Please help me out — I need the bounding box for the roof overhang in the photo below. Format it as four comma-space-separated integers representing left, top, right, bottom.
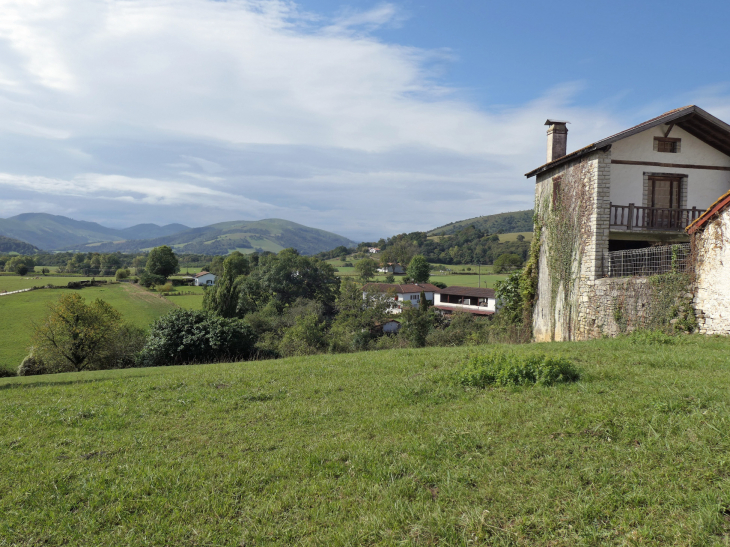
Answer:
525, 106, 730, 179
687, 189, 730, 234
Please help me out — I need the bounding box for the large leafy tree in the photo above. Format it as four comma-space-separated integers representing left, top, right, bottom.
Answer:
146, 245, 179, 279
355, 258, 377, 282
203, 252, 251, 318
32, 293, 124, 372
407, 255, 430, 283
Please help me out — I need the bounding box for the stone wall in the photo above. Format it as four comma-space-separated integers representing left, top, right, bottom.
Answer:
693, 212, 730, 335
532, 148, 612, 342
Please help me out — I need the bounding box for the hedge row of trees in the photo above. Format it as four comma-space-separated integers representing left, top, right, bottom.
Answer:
17, 244, 535, 376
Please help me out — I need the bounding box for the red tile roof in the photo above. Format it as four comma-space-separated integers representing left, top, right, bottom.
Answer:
686, 189, 730, 234
362, 283, 440, 294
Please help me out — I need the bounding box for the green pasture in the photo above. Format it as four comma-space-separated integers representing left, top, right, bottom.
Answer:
0, 276, 106, 293
498, 231, 533, 242
3, 336, 730, 544
0, 285, 175, 371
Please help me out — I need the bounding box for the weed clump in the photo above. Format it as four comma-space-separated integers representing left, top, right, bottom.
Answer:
626, 329, 681, 345
458, 350, 579, 388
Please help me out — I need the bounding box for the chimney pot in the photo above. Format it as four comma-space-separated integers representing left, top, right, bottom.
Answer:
545, 119, 569, 163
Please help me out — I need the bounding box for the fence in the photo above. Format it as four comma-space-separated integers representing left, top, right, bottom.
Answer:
604, 243, 691, 278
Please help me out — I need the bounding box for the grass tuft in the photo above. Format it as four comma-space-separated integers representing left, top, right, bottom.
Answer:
458, 350, 580, 387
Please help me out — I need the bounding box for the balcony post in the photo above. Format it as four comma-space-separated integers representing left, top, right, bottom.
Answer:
627, 203, 634, 231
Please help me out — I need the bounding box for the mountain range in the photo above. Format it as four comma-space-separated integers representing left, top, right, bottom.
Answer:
0, 213, 356, 256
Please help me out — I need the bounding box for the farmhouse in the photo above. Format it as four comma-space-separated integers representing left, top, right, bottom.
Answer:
193, 272, 216, 286
376, 263, 405, 274
362, 282, 438, 313
434, 286, 496, 316
525, 105, 730, 340
368, 247, 380, 253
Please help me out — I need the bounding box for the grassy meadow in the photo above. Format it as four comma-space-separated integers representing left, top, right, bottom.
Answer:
329, 262, 509, 289
0, 284, 176, 371
2, 336, 730, 544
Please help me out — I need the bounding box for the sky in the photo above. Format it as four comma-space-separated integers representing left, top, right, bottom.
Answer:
1, 0, 730, 241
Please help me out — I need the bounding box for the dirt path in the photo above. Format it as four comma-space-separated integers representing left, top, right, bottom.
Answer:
120, 282, 178, 307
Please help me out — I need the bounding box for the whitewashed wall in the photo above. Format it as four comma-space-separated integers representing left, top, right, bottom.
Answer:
694, 211, 730, 335
610, 126, 730, 210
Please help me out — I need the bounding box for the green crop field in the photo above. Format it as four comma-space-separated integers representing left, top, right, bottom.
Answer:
0, 284, 176, 371
2, 336, 730, 544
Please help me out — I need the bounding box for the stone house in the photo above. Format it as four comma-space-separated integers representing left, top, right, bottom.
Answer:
525, 105, 730, 341
687, 190, 730, 334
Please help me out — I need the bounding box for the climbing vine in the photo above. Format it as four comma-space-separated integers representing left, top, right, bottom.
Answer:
536, 160, 594, 340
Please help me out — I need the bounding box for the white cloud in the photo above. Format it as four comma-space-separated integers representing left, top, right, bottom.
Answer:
0, 0, 728, 241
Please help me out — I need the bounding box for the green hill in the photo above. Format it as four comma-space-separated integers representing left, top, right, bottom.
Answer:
2, 337, 729, 544
63, 218, 357, 256
0, 235, 40, 255
0, 213, 190, 250
429, 210, 534, 236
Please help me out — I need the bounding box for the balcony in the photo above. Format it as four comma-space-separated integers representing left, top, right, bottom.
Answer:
610, 203, 701, 232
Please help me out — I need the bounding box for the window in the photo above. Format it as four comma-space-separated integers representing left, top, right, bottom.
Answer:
410, 294, 418, 300
654, 137, 680, 153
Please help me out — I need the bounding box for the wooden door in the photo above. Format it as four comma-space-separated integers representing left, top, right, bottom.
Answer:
650, 176, 682, 228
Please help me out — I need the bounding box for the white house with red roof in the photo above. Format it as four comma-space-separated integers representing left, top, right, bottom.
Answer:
362, 282, 438, 313
433, 286, 496, 316
193, 272, 216, 286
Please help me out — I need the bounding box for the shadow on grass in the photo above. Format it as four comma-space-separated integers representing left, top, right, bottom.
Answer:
0, 373, 153, 391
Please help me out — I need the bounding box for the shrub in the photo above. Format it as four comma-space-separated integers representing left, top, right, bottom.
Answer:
278, 313, 326, 357
458, 351, 579, 388
0, 367, 16, 378
137, 309, 256, 367
626, 329, 679, 345
17, 353, 47, 376
139, 272, 166, 288
156, 282, 174, 293
115, 268, 130, 281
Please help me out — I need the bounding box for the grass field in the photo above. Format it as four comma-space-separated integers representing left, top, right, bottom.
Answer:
0, 275, 106, 293
2, 336, 730, 544
0, 284, 176, 371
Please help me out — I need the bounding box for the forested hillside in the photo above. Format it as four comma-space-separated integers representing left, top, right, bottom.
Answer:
428, 209, 533, 236
0, 236, 39, 255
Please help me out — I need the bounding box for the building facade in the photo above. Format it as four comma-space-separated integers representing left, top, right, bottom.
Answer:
525, 106, 730, 341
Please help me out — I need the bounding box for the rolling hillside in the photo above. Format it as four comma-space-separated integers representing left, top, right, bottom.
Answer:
0, 235, 40, 255
63, 218, 357, 256
0, 213, 190, 250
428, 209, 534, 236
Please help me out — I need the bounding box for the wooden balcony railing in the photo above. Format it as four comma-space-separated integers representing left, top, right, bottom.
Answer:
609, 203, 701, 231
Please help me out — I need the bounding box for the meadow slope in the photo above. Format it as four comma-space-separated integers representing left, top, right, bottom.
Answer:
2, 337, 730, 545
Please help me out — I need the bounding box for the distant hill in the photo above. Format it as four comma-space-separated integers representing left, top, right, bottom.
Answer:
0, 235, 40, 255
428, 210, 534, 236
61, 218, 357, 256
0, 213, 190, 250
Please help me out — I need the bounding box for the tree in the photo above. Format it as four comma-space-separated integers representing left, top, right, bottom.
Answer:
41, 267, 50, 276
146, 246, 179, 279
355, 258, 378, 282
16, 265, 28, 276
203, 252, 251, 318
385, 273, 395, 283
32, 293, 126, 372
516, 234, 526, 242
6, 256, 35, 274
494, 271, 523, 324
493, 253, 524, 273
137, 309, 256, 367
115, 268, 130, 280
407, 255, 430, 283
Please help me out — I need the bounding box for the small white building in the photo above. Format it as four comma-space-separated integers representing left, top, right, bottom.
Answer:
362, 283, 439, 313
376, 263, 405, 274
193, 272, 216, 286
434, 286, 496, 316
368, 247, 380, 254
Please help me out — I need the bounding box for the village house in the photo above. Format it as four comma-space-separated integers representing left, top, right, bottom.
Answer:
526, 105, 730, 341
376, 263, 405, 274
193, 272, 217, 286
362, 282, 439, 313
433, 286, 496, 316
368, 247, 380, 254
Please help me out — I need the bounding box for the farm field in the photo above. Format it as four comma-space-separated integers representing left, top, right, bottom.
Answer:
0, 275, 112, 293
2, 336, 730, 544
0, 284, 175, 371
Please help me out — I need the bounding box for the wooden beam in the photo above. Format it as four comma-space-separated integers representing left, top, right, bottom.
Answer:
664, 123, 675, 137
610, 159, 730, 171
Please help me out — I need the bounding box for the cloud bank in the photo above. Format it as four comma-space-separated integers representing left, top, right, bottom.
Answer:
0, 0, 722, 240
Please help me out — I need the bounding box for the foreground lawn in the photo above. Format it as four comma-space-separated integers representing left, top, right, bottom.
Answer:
0, 285, 175, 371
2, 337, 730, 545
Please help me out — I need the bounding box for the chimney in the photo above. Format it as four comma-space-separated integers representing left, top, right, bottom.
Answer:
545, 119, 569, 162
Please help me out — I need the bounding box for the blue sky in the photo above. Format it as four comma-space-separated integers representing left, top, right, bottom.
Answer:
0, 0, 728, 241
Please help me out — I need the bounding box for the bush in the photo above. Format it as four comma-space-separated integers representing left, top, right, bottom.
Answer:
156, 282, 174, 293
17, 353, 47, 376
626, 329, 679, 345
139, 272, 166, 288
115, 268, 130, 281
137, 309, 256, 367
0, 367, 16, 378
431, 281, 447, 289
458, 351, 580, 388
